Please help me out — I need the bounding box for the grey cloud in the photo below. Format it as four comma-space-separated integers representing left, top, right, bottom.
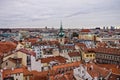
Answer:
0, 0, 120, 28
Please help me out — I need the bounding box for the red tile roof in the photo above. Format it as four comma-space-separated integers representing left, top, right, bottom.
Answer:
96, 42, 108, 48
97, 64, 120, 75
41, 56, 67, 63
30, 70, 48, 80
53, 61, 81, 71
64, 71, 75, 80
68, 52, 80, 57
83, 63, 111, 78
84, 48, 95, 53
95, 47, 120, 55
75, 43, 87, 49
17, 48, 36, 56
33, 40, 59, 46
109, 74, 120, 80
80, 29, 91, 33
51, 68, 76, 80
0, 41, 17, 55
60, 45, 75, 50
3, 67, 32, 79
8, 57, 22, 64
27, 38, 38, 44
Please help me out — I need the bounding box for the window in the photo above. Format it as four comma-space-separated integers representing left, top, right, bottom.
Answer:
27, 56, 31, 66
60, 39, 62, 42
26, 77, 27, 80
39, 55, 42, 58
40, 52, 41, 54
18, 73, 20, 76
90, 55, 92, 57
6, 62, 8, 66
86, 55, 89, 57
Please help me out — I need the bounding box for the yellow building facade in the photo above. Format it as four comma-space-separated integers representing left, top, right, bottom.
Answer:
82, 51, 95, 62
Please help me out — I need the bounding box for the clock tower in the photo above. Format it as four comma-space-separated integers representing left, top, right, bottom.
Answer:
58, 21, 65, 44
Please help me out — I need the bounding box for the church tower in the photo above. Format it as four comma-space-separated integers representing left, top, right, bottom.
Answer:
58, 21, 65, 44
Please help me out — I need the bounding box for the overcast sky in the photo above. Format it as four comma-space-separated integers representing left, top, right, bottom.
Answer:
0, 0, 120, 29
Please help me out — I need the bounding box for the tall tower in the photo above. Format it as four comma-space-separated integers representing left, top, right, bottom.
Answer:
58, 21, 65, 44
58, 21, 64, 37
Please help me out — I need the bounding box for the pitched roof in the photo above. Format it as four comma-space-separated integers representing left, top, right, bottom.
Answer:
96, 42, 108, 48
97, 64, 120, 75
33, 40, 59, 46
80, 29, 91, 33
11, 68, 31, 76
82, 63, 111, 78
7, 57, 22, 64
52, 72, 75, 80
68, 52, 80, 57
75, 43, 87, 49
26, 38, 38, 45
41, 56, 67, 63
60, 45, 75, 50
84, 48, 95, 53
30, 70, 49, 80
53, 61, 81, 71
95, 47, 120, 55
0, 41, 17, 55
109, 74, 120, 80
3, 67, 32, 78
17, 48, 36, 56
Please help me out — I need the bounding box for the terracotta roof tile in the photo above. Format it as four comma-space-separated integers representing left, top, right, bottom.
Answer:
3, 67, 32, 79
26, 38, 38, 45
8, 57, 22, 64
41, 56, 67, 63
0, 41, 17, 55
96, 42, 108, 47
53, 61, 81, 71
60, 45, 75, 50
68, 52, 80, 57
17, 48, 36, 56
84, 63, 111, 78
30, 70, 49, 80
95, 47, 120, 55
97, 64, 120, 74
75, 43, 87, 49
109, 74, 120, 80
80, 29, 91, 33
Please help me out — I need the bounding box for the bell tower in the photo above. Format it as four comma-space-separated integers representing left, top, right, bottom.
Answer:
58, 21, 65, 44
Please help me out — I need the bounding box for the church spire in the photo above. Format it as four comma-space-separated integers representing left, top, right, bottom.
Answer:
58, 21, 64, 38
60, 21, 63, 32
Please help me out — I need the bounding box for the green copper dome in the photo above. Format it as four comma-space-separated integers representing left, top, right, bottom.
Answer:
58, 21, 65, 37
